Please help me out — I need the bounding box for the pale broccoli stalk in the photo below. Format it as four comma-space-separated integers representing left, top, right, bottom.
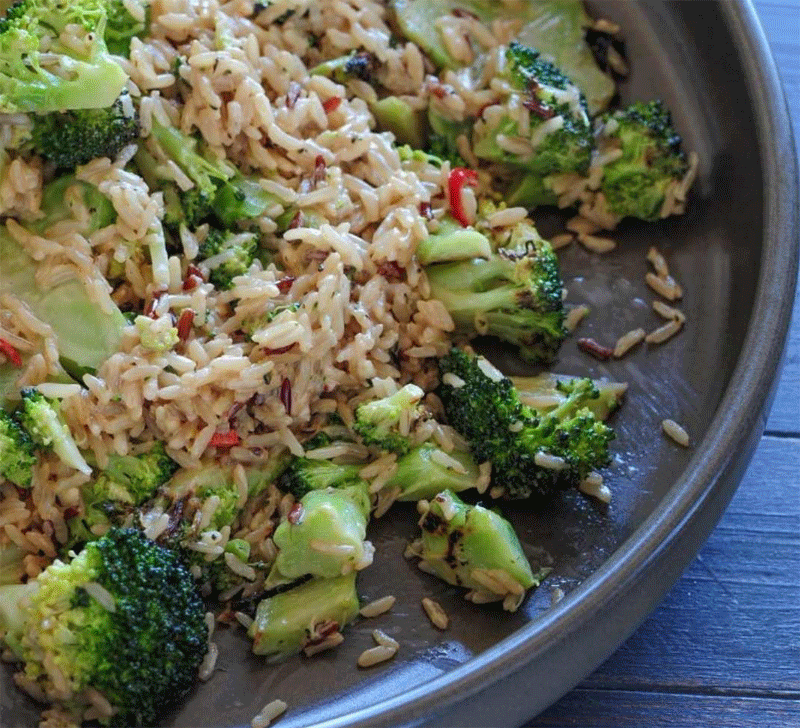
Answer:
386, 443, 480, 502
416, 490, 544, 610
416, 215, 493, 266
17, 388, 91, 475
278, 456, 364, 500
353, 383, 425, 454
0, 409, 37, 488
248, 573, 359, 658
269, 483, 372, 583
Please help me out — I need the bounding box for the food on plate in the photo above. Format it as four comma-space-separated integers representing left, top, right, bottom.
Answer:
0, 0, 697, 724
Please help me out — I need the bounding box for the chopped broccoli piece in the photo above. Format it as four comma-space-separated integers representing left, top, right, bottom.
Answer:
386, 443, 479, 501
0, 528, 206, 726
370, 96, 428, 148
278, 457, 364, 500
427, 131, 466, 167
248, 573, 359, 658
0, 0, 128, 113
596, 100, 689, 221
17, 388, 91, 475
416, 215, 492, 266
134, 314, 179, 352
0, 409, 37, 488
472, 43, 592, 184
416, 490, 541, 608
270, 483, 372, 581
29, 94, 140, 169
425, 222, 565, 364
213, 175, 281, 228
426, 107, 470, 166
353, 383, 425, 454
105, 0, 150, 56
438, 349, 615, 500
511, 373, 627, 422
311, 50, 377, 84
196, 229, 258, 290
30, 174, 116, 237
99, 442, 178, 505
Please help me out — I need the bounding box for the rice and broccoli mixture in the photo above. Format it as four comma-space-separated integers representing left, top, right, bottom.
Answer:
0, 0, 698, 724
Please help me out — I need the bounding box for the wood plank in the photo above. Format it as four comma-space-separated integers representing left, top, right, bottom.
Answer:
530, 689, 800, 727
580, 436, 800, 693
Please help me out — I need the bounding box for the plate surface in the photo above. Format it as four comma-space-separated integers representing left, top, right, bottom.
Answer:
2, 1, 797, 726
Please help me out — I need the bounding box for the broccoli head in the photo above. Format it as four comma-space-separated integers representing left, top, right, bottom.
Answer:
30, 94, 140, 169
17, 388, 91, 475
0, 409, 37, 488
438, 349, 614, 500
596, 100, 689, 221
0, 527, 207, 727
472, 43, 592, 182
353, 383, 425, 454
99, 441, 178, 504
425, 222, 565, 364
278, 456, 364, 500
0, 0, 128, 113
197, 229, 258, 290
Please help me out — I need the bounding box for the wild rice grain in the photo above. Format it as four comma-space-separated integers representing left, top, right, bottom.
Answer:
422, 597, 449, 630
251, 699, 287, 728
662, 419, 690, 447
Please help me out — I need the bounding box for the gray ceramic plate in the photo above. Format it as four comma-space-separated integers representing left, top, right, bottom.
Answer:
2, 1, 798, 726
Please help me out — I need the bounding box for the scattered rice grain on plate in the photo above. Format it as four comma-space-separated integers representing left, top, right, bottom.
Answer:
579, 473, 611, 503
422, 597, 449, 630
662, 419, 690, 447
359, 595, 396, 618
613, 328, 646, 358
645, 272, 684, 301
578, 232, 616, 253
565, 304, 590, 332
652, 299, 686, 322
251, 699, 287, 728
645, 318, 684, 344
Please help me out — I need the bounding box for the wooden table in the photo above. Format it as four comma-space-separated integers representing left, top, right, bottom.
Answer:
528, 2, 800, 726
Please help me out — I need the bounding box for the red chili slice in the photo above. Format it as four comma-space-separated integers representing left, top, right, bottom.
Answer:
0, 338, 22, 367
276, 276, 295, 293
209, 431, 240, 447
448, 167, 479, 227
322, 96, 342, 113
177, 309, 195, 343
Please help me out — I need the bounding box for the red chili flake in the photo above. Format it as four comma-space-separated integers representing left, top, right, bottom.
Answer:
263, 343, 296, 356
176, 309, 195, 343
286, 81, 302, 109
377, 260, 404, 280
280, 377, 292, 414
209, 430, 240, 447
276, 276, 295, 293
0, 338, 22, 367
452, 7, 478, 18
63, 506, 80, 520
419, 201, 433, 220
287, 502, 304, 525
182, 264, 204, 291
447, 167, 479, 227
313, 155, 327, 186
577, 337, 613, 361
429, 82, 447, 100
322, 96, 342, 114
145, 289, 167, 319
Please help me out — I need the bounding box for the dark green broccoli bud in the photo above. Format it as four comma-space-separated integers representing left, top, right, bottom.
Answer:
426, 223, 565, 364
0, 409, 37, 488
511, 373, 627, 422
197, 228, 257, 290
311, 50, 377, 84
65, 476, 136, 550
248, 573, 359, 658
386, 443, 479, 502
596, 100, 689, 221
105, 0, 150, 56
472, 43, 592, 183
416, 490, 542, 609
0, 527, 207, 727
99, 441, 178, 505
0, 0, 128, 113
427, 132, 467, 168
438, 349, 615, 500
18, 388, 91, 475
353, 383, 425, 454
29, 94, 140, 169
278, 457, 364, 500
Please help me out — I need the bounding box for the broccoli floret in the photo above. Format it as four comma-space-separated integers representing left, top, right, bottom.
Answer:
105, 0, 150, 56
99, 442, 178, 505
416, 490, 543, 609
30, 174, 117, 236
29, 94, 140, 169
427, 132, 466, 168
134, 314, 179, 352
311, 50, 377, 84
438, 349, 615, 500
0, 528, 207, 727
66, 476, 136, 549
0, 0, 128, 113
386, 443, 479, 502
213, 175, 281, 228
278, 457, 364, 500
425, 222, 565, 364
596, 100, 689, 221
0, 409, 37, 488
511, 373, 627, 422
352, 383, 425, 454
196, 228, 258, 290
17, 388, 91, 475
472, 43, 592, 183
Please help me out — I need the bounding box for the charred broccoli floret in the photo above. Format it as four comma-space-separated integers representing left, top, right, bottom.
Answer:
310, 50, 377, 84
196, 228, 258, 290
0, 528, 207, 727
595, 100, 689, 221
438, 349, 615, 500
0, 409, 37, 488
30, 94, 140, 169
352, 383, 425, 454
425, 221, 565, 364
